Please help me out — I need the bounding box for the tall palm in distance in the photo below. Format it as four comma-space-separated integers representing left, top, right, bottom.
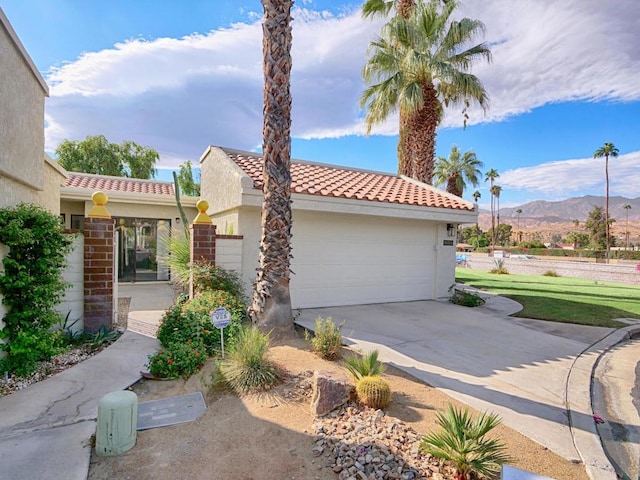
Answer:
433, 145, 483, 197
593, 142, 619, 262
361, 0, 491, 184
485, 169, 499, 249
516, 208, 523, 243
490, 185, 502, 245
250, 0, 295, 338
624, 203, 631, 249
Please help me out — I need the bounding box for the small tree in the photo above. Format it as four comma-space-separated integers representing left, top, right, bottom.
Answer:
177, 161, 201, 197
584, 206, 608, 249
56, 134, 158, 179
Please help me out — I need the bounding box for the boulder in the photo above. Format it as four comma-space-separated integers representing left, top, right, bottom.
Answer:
311, 370, 353, 416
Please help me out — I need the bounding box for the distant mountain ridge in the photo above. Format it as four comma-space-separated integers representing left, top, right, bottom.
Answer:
493, 196, 640, 222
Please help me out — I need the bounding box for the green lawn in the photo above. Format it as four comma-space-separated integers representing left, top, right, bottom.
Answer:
455, 269, 640, 328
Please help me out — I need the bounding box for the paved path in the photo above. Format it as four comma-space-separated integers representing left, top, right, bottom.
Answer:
297, 294, 636, 480
593, 336, 640, 480
0, 331, 158, 480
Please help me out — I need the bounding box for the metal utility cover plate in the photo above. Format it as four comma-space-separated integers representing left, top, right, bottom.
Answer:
137, 392, 206, 430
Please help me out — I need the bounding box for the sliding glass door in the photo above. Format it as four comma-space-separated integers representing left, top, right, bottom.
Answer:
116, 218, 170, 282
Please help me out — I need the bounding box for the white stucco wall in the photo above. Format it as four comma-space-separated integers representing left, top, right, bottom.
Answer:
215, 237, 243, 274
54, 235, 84, 334
0, 9, 48, 203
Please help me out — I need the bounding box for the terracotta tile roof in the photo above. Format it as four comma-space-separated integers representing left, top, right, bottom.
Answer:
64, 172, 174, 196
224, 149, 473, 211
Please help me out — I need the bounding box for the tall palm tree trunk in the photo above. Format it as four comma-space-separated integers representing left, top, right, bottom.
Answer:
250, 0, 295, 338
407, 82, 439, 183
605, 154, 610, 262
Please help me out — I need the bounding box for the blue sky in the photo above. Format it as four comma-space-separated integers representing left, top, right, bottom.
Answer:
3, 0, 639, 209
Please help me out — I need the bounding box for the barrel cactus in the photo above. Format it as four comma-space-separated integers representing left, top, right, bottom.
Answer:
356, 375, 391, 409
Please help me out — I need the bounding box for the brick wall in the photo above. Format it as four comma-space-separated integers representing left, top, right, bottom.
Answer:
84, 217, 115, 333
189, 223, 216, 297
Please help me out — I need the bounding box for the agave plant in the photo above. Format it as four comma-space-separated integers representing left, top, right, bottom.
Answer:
420, 404, 511, 480
344, 349, 385, 381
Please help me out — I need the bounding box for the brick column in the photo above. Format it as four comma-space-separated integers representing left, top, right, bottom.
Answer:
84, 192, 115, 334
189, 199, 216, 298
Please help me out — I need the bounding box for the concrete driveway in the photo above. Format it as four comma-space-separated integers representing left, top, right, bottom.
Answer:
296, 296, 623, 478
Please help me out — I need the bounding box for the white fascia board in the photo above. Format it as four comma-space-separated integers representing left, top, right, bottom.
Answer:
60, 187, 199, 207
239, 188, 477, 223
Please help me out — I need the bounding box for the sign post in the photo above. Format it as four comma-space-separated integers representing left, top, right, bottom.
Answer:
211, 307, 231, 358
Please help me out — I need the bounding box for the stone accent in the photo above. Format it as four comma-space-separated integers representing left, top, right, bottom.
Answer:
311, 370, 353, 417
84, 217, 115, 334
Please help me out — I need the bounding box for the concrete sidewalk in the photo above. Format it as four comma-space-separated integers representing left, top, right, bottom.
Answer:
296, 293, 635, 480
0, 331, 158, 480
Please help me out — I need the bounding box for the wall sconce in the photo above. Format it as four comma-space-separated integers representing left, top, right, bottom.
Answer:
175, 217, 181, 225
446, 223, 456, 237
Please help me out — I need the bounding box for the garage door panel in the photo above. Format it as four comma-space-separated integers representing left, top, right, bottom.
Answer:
290, 212, 435, 309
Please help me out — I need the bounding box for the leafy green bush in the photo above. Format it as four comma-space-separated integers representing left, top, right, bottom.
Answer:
147, 340, 207, 379
420, 404, 511, 479
156, 290, 246, 356
450, 289, 485, 307
158, 230, 191, 289
191, 261, 245, 299
344, 350, 385, 381
218, 326, 281, 394
305, 317, 343, 360
0, 203, 73, 375
542, 270, 560, 277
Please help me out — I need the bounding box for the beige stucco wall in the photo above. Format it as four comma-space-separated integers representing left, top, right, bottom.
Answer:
37, 156, 66, 214
200, 147, 251, 215
0, 9, 48, 204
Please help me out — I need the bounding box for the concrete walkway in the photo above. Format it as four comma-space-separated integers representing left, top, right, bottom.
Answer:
297, 293, 639, 480
0, 331, 158, 480
0, 282, 173, 480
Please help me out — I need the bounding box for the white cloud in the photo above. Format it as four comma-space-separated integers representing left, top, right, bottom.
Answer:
44, 1, 640, 167
498, 151, 640, 199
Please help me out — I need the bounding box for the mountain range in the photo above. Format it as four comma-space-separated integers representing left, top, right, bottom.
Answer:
493, 196, 640, 222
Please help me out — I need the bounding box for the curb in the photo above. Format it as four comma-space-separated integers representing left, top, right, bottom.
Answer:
567, 325, 640, 480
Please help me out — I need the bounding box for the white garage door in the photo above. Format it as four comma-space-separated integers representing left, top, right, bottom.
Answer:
290, 211, 435, 309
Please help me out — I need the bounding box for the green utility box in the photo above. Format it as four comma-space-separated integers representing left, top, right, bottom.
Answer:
95, 390, 138, 456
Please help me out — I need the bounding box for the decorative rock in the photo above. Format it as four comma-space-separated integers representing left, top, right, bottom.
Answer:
311, 370, 353, 416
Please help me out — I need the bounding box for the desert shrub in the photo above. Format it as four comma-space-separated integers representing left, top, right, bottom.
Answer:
218, 326, 281, 394
450, 289, 485, 307
158, 230, 191, 289
0, 203, 74, 376
156, 290, 246, 355
306, 317, 343, 360
489, 258, 509, 275
420, 404, 511, 479
191, 261, 245, 299
355, 375, 392, 409
344, 350, 385, 381
147, 340, 207, 379
543, 270, 560, 277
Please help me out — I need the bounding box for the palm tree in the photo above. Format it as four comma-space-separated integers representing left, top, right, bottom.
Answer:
485, 169, 499, 248
361, 0, 491, 184
593, 142, 619, 262
362, 0, 416, 20
490, 185, 502, 246
515, 208, 522, 244
433, 145, 484, 197
249, 0, 295, 338
624, 203, 632, 249
472, 190, 481, 204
